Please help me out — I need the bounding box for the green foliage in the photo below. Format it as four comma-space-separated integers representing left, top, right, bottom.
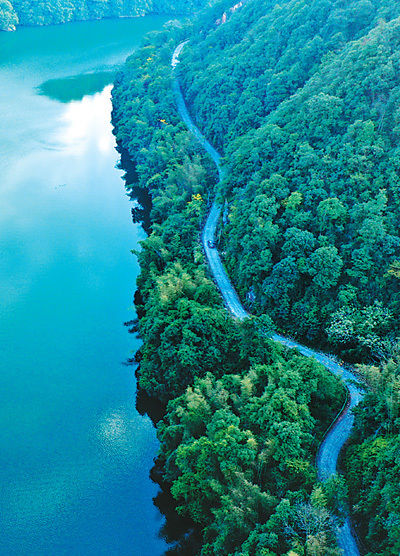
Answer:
112, 1, 400, 553
112, 29, 231, 402
327, 302, 396, 361
174, 0, 400, 360
179, 0, 400, 150
172, 5, 400, 549
112, 20, 347, 554
158, 362, 344, 554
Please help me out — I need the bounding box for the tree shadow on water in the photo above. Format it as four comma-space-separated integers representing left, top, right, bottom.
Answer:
37, 70, 116, 102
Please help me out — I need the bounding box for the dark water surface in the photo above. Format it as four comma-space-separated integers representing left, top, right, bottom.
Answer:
0, 18, 168, 555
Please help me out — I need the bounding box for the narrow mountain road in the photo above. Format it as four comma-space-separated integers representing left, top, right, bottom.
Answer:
172, 42, 364, 556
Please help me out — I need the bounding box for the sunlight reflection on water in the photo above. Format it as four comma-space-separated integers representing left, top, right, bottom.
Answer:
56, 85, 115, 155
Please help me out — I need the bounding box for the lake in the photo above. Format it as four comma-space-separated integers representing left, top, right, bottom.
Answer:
0, 17, 168, 555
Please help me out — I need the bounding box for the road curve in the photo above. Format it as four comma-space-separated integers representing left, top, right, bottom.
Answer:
172, 42, 364, 556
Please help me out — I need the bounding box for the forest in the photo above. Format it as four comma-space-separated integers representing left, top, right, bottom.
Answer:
112, 29, 347, 554
112, 0, 400, 554
0, 0, 211, 31
178, 0, 400, 364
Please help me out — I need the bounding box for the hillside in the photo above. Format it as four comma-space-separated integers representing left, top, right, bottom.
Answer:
112, 0, 400, 554
112, 27, 347, 554
343, 353, 400, 555
0, 0, 213, 31
177, 0, 400, 363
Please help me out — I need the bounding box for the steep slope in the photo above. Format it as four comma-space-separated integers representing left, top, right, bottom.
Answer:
176, 0, 400, 361
112, 24, 349, 556
111, 1, 400, 553
179, 0, 400, 150
174, 40, 363, 555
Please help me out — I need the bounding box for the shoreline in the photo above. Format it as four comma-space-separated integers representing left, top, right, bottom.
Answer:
1, 11, 188, 33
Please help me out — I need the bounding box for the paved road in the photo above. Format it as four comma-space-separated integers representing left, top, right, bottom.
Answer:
172, 42, 364, 555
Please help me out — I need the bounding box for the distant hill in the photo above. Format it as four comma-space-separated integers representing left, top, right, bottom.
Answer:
0, 0, 213, 31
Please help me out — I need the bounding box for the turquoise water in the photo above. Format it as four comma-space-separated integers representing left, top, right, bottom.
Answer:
0, 18, 167, 555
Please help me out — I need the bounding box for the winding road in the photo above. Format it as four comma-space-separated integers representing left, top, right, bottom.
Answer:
172, 42, 364, 556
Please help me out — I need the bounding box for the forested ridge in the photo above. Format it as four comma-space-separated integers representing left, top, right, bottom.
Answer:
0, 0, 212, 31
111, 0, 400, 554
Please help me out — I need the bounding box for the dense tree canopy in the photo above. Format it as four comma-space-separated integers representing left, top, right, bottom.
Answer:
158, 362, 344, 554
344, 352, 400, 555
112, 21, 347, 554
175, 0, 400, 361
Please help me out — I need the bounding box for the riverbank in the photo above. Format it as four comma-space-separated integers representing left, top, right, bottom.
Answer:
112, 1, 400, 551
112, 26, 351, 555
